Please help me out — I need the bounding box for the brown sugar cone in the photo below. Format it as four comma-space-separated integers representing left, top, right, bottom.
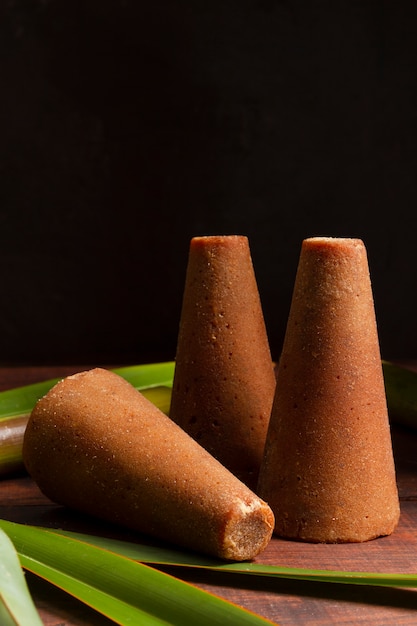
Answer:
169, 235, 276, 490
23, 368, 274, 561
257, 237, 400, 543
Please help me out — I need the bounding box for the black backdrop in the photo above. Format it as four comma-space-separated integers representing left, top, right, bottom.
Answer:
1, 1, 416, 364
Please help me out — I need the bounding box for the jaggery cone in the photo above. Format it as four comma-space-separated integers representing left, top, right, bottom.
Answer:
23, 368, 274, 561
169, 235, 276, 489
257, 237, 400, 543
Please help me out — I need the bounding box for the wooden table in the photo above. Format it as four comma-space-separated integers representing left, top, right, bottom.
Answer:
1, 365, 417, 626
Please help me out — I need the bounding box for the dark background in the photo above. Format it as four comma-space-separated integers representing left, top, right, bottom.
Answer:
1, 0, 416, 365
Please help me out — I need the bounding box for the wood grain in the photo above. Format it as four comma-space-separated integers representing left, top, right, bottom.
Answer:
1, 365, 417, 625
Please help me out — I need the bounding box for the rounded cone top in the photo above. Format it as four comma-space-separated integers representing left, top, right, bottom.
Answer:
169, 235, 276, 490
257, 237, 400, 543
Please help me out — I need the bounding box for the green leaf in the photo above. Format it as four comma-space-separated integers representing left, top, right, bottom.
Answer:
0, 520, 274, 626
0, 362, 174, 476
0, 527, 43, 626
0, 362, 174, 423
139, 386, 172, 416
383, 360, 417, 430
52, 528, 417, 589
0, 416, 27, 478
112, 361, 175, 390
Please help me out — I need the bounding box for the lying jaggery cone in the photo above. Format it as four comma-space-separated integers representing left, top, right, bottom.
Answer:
169, 235, 276, 490
23, 368, 274, 561
257, 236, 400, 543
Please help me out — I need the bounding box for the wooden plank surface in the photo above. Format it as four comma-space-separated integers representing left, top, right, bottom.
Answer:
1, 365, 417, 625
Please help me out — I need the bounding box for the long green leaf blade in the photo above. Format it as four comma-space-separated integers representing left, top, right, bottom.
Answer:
0, 361, 173, 476
139, 386, 172, 415
53, 528, 417, 589
112, 362, 175, 390
17, 555, 170, 626
0, 416, 27, 478
0, 386, 171, 477
383, 360, 417, 429
0, 362, 174, 423
0, 520, 275, 626
0, 528, 43, 626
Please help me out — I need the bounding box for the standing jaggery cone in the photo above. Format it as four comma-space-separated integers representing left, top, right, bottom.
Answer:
169, 235, 276, 489
257, 237, 400, 543
23, 368, 274, 561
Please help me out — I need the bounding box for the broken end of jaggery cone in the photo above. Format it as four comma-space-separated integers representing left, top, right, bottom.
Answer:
219, 498, 275, 560
257, 236, 400, 543
170, 235, 276, 489
23, 367, 274, 561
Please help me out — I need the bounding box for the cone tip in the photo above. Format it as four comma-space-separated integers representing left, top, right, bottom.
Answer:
222, 497, 275, 561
